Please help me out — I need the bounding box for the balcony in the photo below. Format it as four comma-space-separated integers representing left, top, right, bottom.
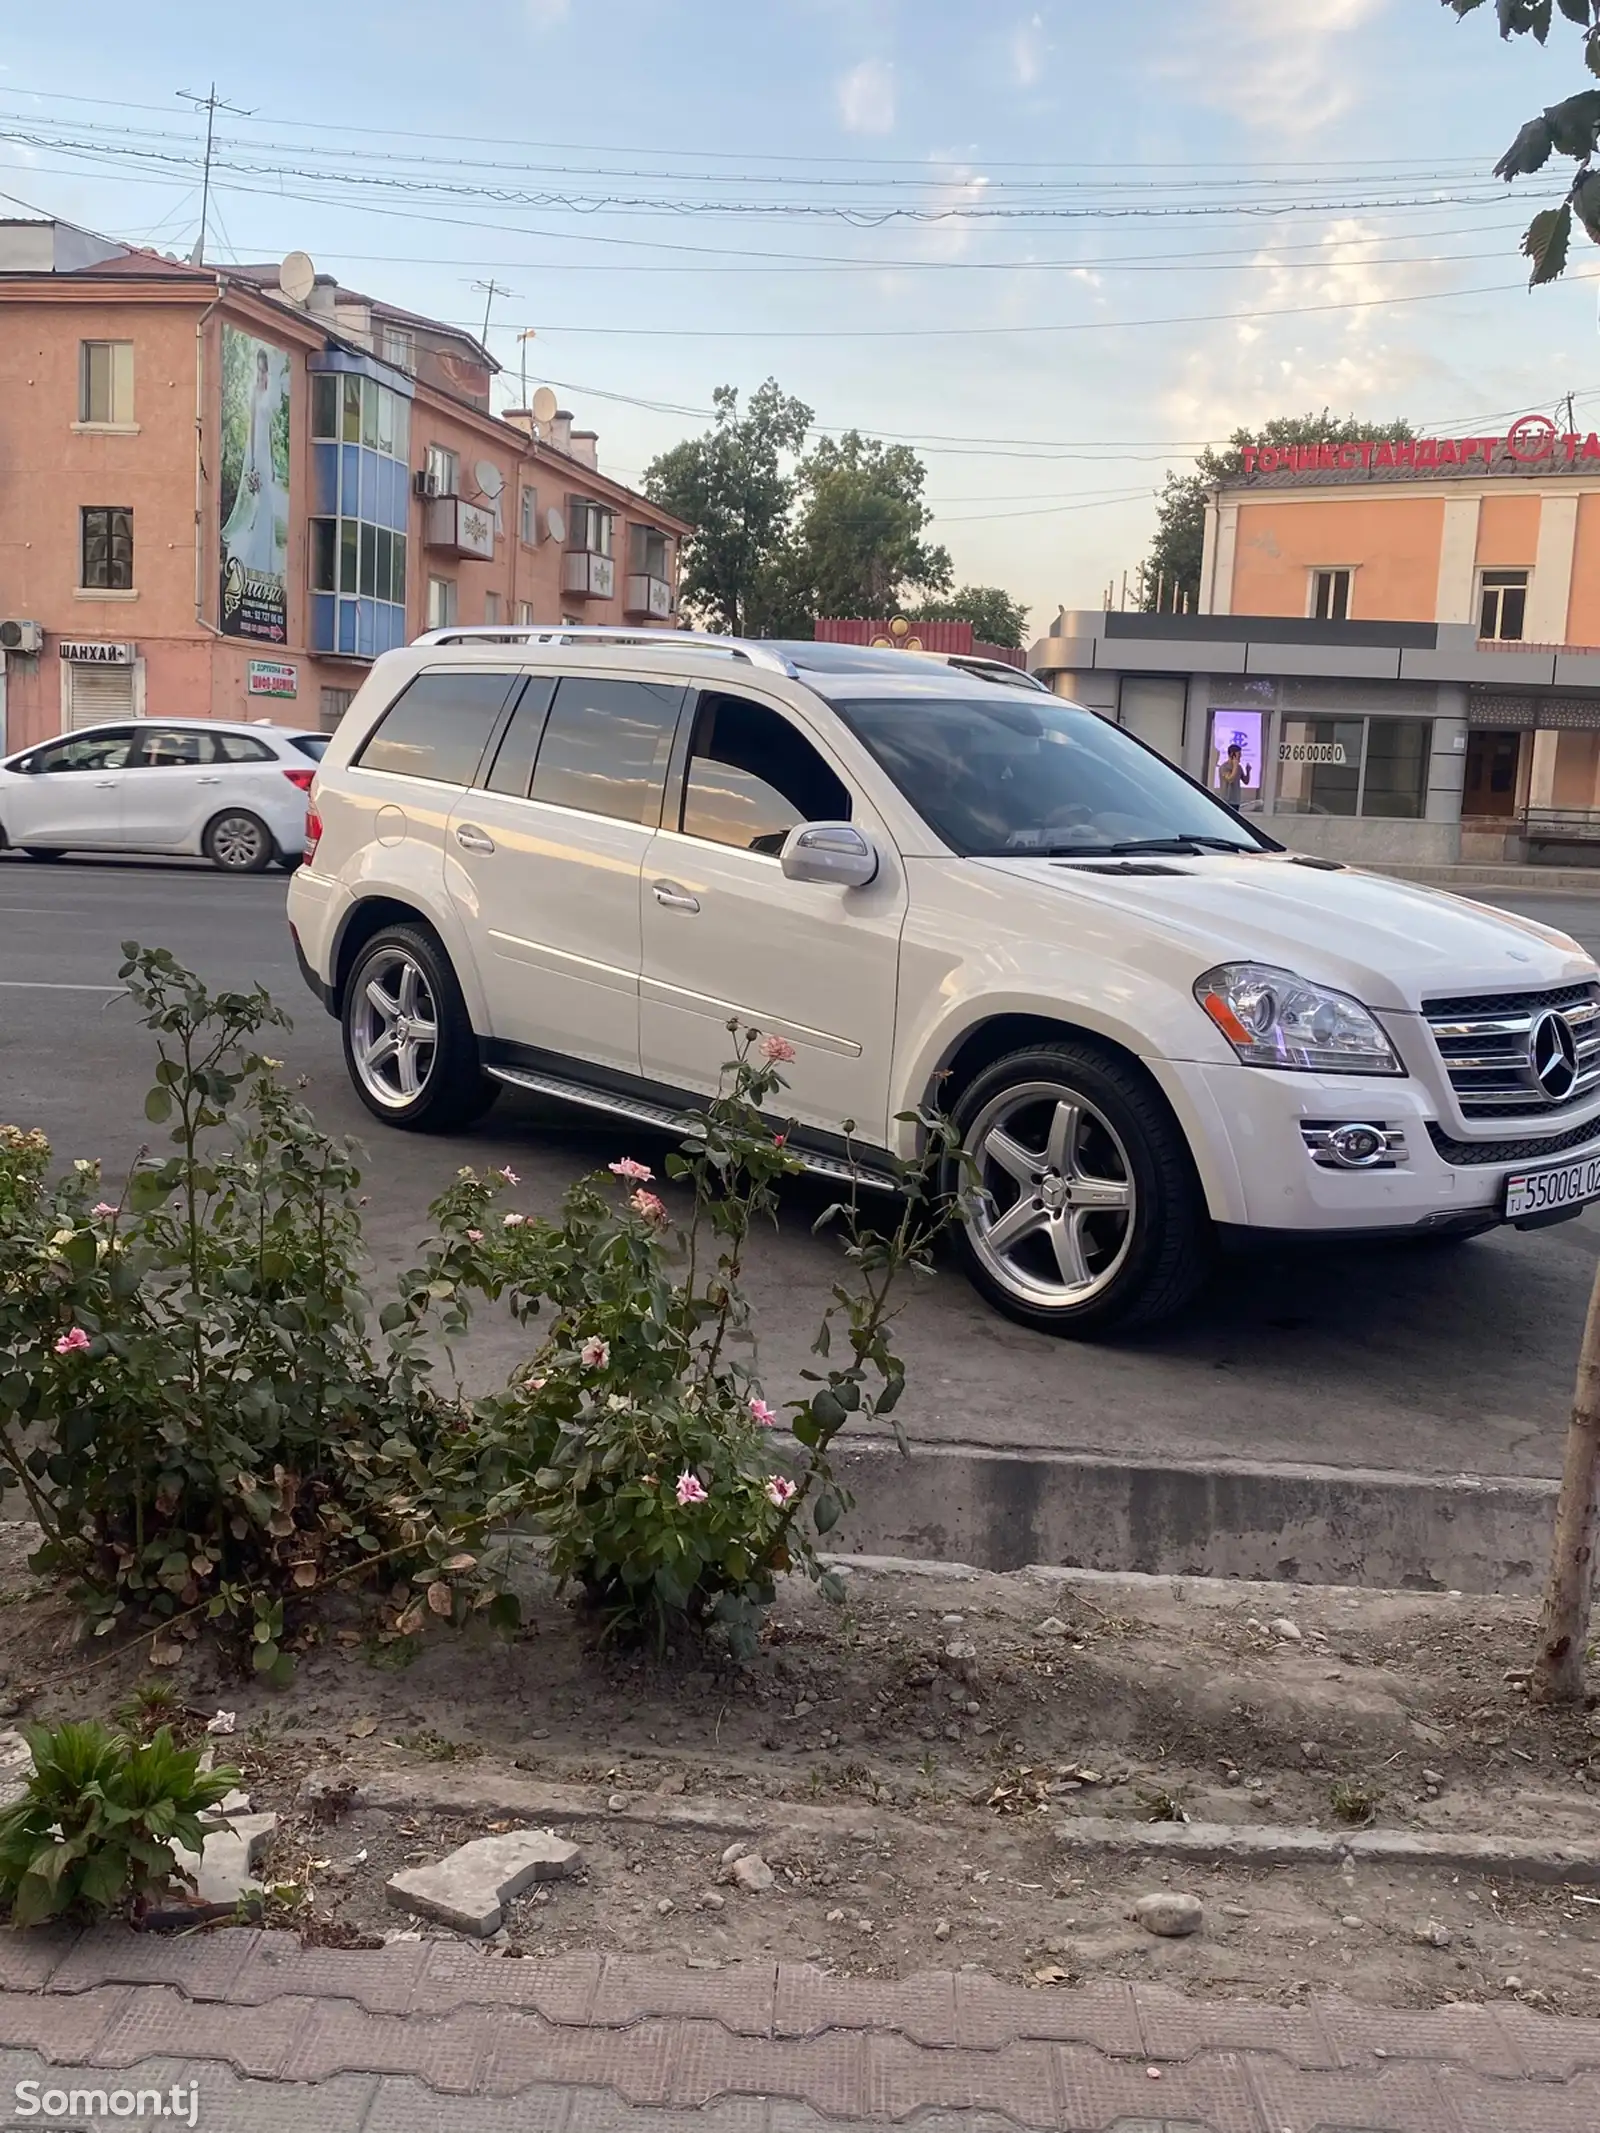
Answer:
625, 572, 674, 621
563, 550, 616, 600
424, 496, 495, 561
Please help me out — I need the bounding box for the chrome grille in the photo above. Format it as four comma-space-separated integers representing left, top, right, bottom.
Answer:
1422, 982, 1600, 1119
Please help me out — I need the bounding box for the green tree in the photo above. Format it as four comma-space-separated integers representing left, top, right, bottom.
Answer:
790, 432, 952, 621
643, 380, 812, 636
1141, 411, 1416, 613
919, 586, 1031, 648
1443, 0, 1600, 284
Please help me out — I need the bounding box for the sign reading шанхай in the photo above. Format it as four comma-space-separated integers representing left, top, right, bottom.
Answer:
1239, 414, 1600, 477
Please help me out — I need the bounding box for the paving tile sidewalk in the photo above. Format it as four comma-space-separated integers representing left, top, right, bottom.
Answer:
0, 1929, 1595, 2132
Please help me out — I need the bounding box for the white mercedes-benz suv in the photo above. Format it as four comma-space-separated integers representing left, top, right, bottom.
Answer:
288, 626, 1600, 1336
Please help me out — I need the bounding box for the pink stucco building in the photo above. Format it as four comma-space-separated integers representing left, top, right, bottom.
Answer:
0, 220, 688, 749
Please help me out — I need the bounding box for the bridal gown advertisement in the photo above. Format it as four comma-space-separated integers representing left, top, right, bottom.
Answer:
219, 328, 290, 643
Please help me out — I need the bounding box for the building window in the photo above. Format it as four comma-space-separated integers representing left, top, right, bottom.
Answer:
1276, 714, 1431, 820
79, 341, 133, 426
517, 601, 537, 625
80, 506, 133, 590
1480, 570, 1529, 643
426, 445, 460, 497
308, 367, 411, 659
520, 484, 538, 545
484, 592, 502, 625
320, 687, 356, 732
427, 576, 458, 630
1310, 568, 1352, 623
380, 325, 415, 372
568, 500, 614, 556
630, 524, 670, 578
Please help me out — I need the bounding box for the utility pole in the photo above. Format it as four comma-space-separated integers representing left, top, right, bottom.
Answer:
177, 85, 252, 266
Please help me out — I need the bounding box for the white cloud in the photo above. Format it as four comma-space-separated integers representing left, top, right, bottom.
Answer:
526, 0, 569, 24
1175, 0, 1387, 131
1011, 15, 1047, 88
836, 58, 896, 136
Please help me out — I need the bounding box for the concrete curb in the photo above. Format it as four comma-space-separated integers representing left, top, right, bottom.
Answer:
1051, 1815, 1600, 1885
831, 1438, 1556, 1596
1369, 861, 1600, 893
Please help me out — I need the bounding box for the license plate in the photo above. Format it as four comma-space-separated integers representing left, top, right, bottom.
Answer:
1504, 1154, 1600, 1220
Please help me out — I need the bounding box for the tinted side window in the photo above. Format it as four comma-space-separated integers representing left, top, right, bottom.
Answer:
215, 732, 277, 763
356, 671, 519, 786
680, 695, 851, 856
288, 734, 329, 761
30, 731, 137, 774
483, 678, 558, 798
529, 677, 684, 825
131, 729, 217, 768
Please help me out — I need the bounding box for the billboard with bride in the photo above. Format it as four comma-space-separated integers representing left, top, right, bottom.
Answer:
219, 328, 291, 642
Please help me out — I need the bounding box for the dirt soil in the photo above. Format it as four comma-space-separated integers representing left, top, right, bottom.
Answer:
3, 1525, 1599, 2016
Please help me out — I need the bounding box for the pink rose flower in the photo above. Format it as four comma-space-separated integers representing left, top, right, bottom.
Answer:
54, 1327, 90, 1356
503, 1212, 526, 1228
764, 1475, 798, 1508
630, 1189, 669, 1224
580, 1335, 610, 1370
465, 1228, 484, 1244
609, 1158, 653, 1183
675, 1471, 709, 1507
525, 1375, 546, 1392
749, 1397, 778, 1428
91, 1202, 117, 1219
499, 1165, 521, 1185
761, 1033, 797, 1065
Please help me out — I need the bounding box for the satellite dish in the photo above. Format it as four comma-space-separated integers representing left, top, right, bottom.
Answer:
544, 505, 566, 545
531, 385, 559, 425
474, 460, 504, 500
279, 250, 316, 306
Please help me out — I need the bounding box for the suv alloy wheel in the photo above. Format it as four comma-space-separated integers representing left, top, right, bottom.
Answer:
946, 1040, 1211, 1335
341, 924, 497, 1132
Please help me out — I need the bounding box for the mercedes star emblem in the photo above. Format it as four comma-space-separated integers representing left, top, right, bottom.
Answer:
1530, 1009, 1580, 1101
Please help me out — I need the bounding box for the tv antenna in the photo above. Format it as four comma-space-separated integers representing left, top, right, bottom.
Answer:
472, 279, 519, 347
177, 84, 254, 266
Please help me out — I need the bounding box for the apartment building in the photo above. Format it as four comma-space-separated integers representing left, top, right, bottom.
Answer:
1032, 416, 1600, 865
0, 221, 688, 748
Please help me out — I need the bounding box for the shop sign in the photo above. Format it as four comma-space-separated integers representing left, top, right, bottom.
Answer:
247, 659, 298, 699
1240, 415, 1600, 477
57, 640, 133, 664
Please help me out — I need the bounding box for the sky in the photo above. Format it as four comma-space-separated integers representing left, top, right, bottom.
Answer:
1, 0, 1596, 637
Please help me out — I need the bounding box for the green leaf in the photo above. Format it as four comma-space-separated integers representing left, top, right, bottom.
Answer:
487, 1590, 522, 1635
1524, 201, 1573, 283
1558, 0, 1591, 20
251, 1640, 281, 1673
1494, 115, 1553, 178
813, 1491, 841, 1534
1575, 168, 1600, 240
1546, 88, 1600, 156
143, 1086, 173, 1124
1589, 23, 1600, 75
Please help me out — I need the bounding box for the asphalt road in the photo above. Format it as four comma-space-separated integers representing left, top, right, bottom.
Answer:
3, 857, 1598, 1484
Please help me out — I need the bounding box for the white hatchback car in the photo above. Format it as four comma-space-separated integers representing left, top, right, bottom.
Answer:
289, 626, 1600, 1336
0, 718, 325, 872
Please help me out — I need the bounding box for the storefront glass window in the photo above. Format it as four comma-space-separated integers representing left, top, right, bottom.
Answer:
1276, 716, 1429, 820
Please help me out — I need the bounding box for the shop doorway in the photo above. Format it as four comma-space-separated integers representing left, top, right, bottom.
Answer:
1463, 729, 1523, 819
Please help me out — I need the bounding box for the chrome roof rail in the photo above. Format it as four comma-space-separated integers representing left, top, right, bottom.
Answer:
411, 623, 798, 677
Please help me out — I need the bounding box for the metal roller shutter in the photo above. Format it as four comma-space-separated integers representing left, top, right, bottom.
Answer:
65, 664, 136, 729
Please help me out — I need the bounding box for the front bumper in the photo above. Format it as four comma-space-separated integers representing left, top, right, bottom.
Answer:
1155, 1056, 1600, 1236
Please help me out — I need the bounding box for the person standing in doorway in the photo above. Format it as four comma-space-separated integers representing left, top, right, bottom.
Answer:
1218, 742, 1247, 810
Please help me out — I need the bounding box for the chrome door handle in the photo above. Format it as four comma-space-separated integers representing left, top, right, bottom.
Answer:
455, 824, 496, 855
652, 879, 700, 913
94, 779, 119, 788
197, 775, 221, 786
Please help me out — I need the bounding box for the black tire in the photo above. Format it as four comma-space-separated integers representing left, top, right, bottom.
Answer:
340, 923, 497, 1133
21, 847, 64, 862
944, 1039, 1212, 1337
203, 810, 274, 874
275, 850, 302, 873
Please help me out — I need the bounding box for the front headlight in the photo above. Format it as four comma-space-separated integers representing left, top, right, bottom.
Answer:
1195, 962, 1403, 1075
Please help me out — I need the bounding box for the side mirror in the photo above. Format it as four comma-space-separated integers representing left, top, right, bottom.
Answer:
779, 821, 879, 889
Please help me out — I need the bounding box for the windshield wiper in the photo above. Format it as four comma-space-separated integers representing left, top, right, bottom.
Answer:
1102, 836, 1258, 856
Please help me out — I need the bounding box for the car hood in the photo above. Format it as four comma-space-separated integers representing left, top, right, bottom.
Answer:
972, 852, 1597, 1012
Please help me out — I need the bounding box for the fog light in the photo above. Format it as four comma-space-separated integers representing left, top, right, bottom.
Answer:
1300, 1122, 1405, 1170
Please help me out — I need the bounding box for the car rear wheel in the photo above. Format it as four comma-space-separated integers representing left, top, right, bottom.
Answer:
341, 924, 497, 1132
203, 810, 274, 874
946, 1040, 1212, 1337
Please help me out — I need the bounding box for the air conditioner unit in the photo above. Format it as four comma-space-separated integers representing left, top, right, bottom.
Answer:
0, 620, 43, 655
413, 469, 441, 499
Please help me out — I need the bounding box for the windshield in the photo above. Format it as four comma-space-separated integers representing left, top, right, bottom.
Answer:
835, 695, 1274, 859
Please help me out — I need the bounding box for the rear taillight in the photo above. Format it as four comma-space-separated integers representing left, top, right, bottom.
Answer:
283, 766, 315, 792
304, 806, 323, 861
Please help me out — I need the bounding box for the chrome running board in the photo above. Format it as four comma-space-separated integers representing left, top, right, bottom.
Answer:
485, 1062, 901, 1193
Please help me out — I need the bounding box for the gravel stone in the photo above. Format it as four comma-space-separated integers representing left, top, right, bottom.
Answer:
1134, 1891, 1205, 1938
